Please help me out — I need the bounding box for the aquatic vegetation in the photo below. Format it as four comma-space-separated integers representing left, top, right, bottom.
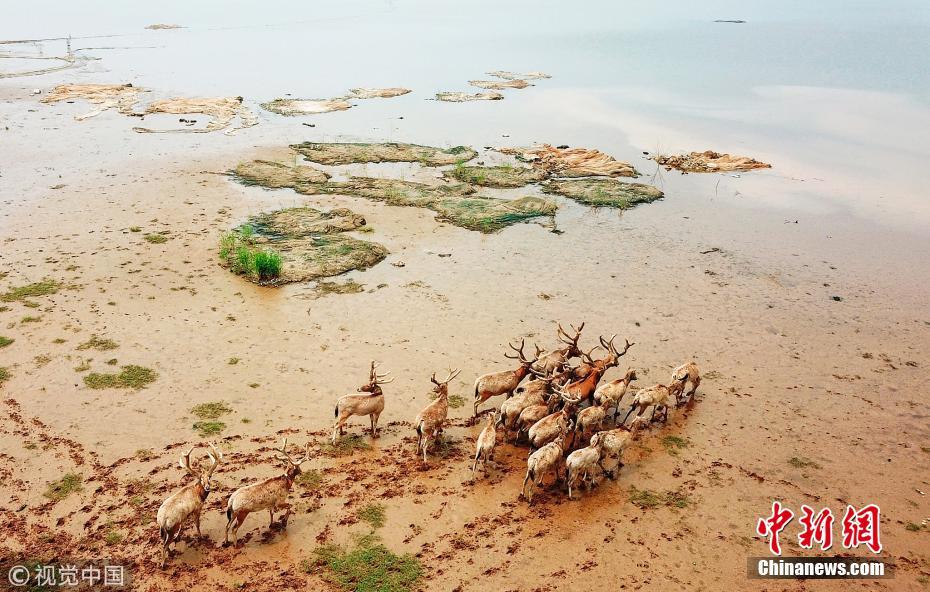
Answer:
654, 150, 771, 173
133, 96, 258, 135
291, 142, 477, 166
1, 279, 61, 302
40, 83, 143, 120
443, 164, 547, 188
469, 79, 532, 90
543, 178, 663, 208
44, 473, 82, 501
84, 365, 157, 390
76, 334, 119, 351
262, 98, 353, 116
435, 91, 503, 102
234, 159, 329, 188
501, 144, 639, 178
220, 207, 388, 285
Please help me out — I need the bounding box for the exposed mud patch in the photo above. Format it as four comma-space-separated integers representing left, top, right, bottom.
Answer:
543, 178, 663, 208
435, 91, 504, 102
133, 97, 258, 135
261, 98, 353, 115
347, 87, 411, 99
469, 79, 532, 90
220, 207, 388, 285
291, 142, 477, 166
654, 150, 772, 173
144, 24, 182, 30
499, 144, 639, 178
443, 164, 547, 188
40, 83, 143, 120
233, 159, 330, 187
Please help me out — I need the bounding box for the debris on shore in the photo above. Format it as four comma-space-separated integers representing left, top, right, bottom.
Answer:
133, 96, 258, 135
469, 79, 532, 90
40, 83, 143, 120
653, 150, 771, 173
347, 87, 411, 99
291, 142, 477, 166
443, 164, 547, 188
435, 91, 504, 102
144, 24, 183, 30
220, 207, 388, 285
487, 70, 552, 80
499, 144, 639, 178
261, 98, 353, 115
543, 178, 664, 209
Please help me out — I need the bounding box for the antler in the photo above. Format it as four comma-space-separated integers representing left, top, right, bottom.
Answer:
533, 343, 545, 358
580, 345, 602, 365
203, 442, 222, 478
443, 368, 461, 384
552, 382, 582, 405
504, 338, 529, 363
274, 437, 311, 467
179, 446, 198, 478
369, 360, 394, 385
556, 321, 585, 346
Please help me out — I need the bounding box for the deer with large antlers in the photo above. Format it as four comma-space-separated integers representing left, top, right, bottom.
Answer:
561, 335, 634, 405
224, 438, 310, 545
414, 368, 461, 464
156, 443, 222, 567
332, 361, 394, 444
473, 339, 537, 417
532, 322, 585, 375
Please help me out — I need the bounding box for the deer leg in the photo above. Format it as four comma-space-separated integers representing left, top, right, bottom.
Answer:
194, 510, 202, 539
269, 509, 275, 527
280, 503, 292, 527
689, 378, 700, 397
623, 404, 636, 425
370, 414, 376, 437
372, 412, 381, 437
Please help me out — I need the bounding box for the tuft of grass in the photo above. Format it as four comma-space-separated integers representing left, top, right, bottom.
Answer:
22, 300, 40, 308
74, 359, 91, 372
228, 357, 240, 365
21, 315, 42, 323
52, 338, 66, 344
193, 421, 226, 436
129, 226, 142, 232
34, 355, 51, 367
322, 434, 372, 457
788, 456, 821, 470
1, 279, 61, 302
105, 530, 124, 545
311, 280, 364, 298
0, 336, 13, 348
0, 367, 9, 385
905, 522, 926, 532
253, 250, 283, 281
661, 435, 690, 456
191, 401, 232, 420
448, 394, 465, 409
44, 473, 82, 501
76, 334, 119, 351
307, 534, 422, 592
84, 365, 157, 390
629, 486, 692, 509
296, 469, 323, 490
144, 233, 168, 244
358, 503, 386, 529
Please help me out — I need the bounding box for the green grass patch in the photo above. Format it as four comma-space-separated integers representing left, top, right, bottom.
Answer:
21, 315, 42, 323
228, 357, 240, 365
296, 469, 322, 490
310, 280, 365, 298
322, 434, 372, 457
143, 233, 168, 244
74, 359, 91, 372
84, 365, 157, 389
306, 534, 422, 592
0, 367, 10, 385
1, 279, 61, 302
105, 530, 124, 545
0, 336, 13, 348
191, 401, 233, 420
905, 522, 926, 532
193, 421, 226, 437
44, 473, 82, 501
129, 226, 142, 232
76, 334, 119, 351
219, 227, 284, 283
788, 456, 821, 469
358, 503, 386, 529
661, 435, 690, 455
629, 486, 692, 509
22, 300, 40, 308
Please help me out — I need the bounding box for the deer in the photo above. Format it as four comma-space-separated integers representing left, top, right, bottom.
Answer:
473, 339, 536, 417
532, 322, 585, 375
592, 368, 638, 422
224, 438, 310, 545
569, 345, 601, 381
332, 361, 394, 444
156, 443, 222, 567
597, 416, 648, 479
499, 366, 572, 437
561, 335, 634, 405
623, 383, 676, 425
522, 426, 571, 504
472, 411, 499, 475
669, 361, 701, 403
414, 368, 461, 464
573, 396, 615, 444
527, 388, 582, 450
565, 432, 606, 499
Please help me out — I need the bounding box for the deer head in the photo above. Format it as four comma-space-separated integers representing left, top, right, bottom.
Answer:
359, 360, 394, 394
503, 338, 537, 370
556, 321, 585, 358
274, 437, 311, 481
597, 334, 634, 369
430, 368, 461, 398
179, 443, 222, 492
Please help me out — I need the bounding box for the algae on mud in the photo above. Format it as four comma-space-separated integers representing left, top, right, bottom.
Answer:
221, 207, 388, 285
234, 160, 330, 188
443, 164, 547, 188
500, 144, 639, 178
291, 142, 477, 166
543, 178, 664, 209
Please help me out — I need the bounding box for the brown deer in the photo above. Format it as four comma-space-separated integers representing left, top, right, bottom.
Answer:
532, 322, 585, 375
224, 438, 310, 545
499, 366, 571, 437
562, 335, 634, 405
527, 387, 582, 449
156, 443, 222, 567
670, 361, 701, 403
522, 426, 571, 504
332, 361, 394, 444
592, 368, 638, 422
414, 368, 461, 463
473, 339, 537, 416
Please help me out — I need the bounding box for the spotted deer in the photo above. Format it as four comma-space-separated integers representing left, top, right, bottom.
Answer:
414, 368, 461, 463
473, 339, 536, 416
332, 360, 394, 444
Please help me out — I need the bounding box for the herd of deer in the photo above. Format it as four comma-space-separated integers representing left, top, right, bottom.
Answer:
155, 323, 700, 566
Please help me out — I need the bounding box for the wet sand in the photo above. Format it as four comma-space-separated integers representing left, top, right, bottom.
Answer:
2, 3, 930, 590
